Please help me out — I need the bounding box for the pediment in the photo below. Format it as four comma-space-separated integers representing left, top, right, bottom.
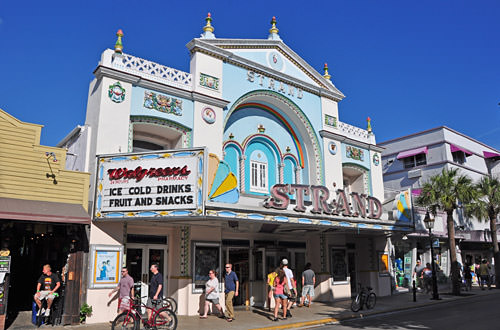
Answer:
188, 38, 344, 100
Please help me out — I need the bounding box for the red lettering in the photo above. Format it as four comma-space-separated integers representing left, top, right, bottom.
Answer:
107, 165, 192, 182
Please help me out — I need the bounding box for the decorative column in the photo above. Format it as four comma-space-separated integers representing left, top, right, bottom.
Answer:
320, 233, 326, 273
278, 163, 284, 184
239, 155, 246, 192
180, 226, 190, 276
294, 166, 301, 184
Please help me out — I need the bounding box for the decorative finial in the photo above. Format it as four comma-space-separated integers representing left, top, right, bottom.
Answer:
229, 132, 234, 139
367, 117, 372, 133
268, 16, 281, 40
115, 29, 124, 54
286, 146, 291, 152
258, 124, 266, 133
201, 13, 216, 39
323, 63, 331, 80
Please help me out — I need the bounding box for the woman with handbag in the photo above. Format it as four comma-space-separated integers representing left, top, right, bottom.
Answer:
272, 269, 289, 321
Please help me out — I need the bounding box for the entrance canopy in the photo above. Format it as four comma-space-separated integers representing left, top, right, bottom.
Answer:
0, 197, 91, 224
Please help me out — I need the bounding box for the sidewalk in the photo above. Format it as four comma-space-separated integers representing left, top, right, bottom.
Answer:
19, 287, 499, 330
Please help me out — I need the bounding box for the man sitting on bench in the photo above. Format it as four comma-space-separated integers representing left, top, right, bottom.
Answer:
34, 264, 61, 317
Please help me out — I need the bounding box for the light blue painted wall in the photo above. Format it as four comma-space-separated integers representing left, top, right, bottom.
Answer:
222, 63, 323, 133
341, 143, 371, 170
283, 157, 297, 184
130, 86, 194, 128
231, 50, 317, 85
224, 145, 240, 183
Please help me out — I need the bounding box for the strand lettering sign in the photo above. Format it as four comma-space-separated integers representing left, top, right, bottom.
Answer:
264, 184, 382, 219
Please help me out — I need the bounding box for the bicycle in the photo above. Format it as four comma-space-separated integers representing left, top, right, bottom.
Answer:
161, 296, 177, 314
351, 284, 376, 312
111, 296, 177, 330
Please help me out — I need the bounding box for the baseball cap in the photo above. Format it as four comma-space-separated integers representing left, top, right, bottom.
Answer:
282, 258, 288, 265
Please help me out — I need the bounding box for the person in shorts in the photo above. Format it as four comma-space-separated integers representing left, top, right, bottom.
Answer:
272, 269, 289, 321
147, 263, 163, 319
109, 267, 134, 313
200, 269, 224, 319
34, 264, 61, 317
299, 263, 315, 307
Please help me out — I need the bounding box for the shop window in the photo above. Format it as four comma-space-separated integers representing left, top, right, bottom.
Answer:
250, 160, 268, 193
330, 248, 347, 282
452, 151, 466, 165
403, 153, 427, 169
192, 242, 221, 293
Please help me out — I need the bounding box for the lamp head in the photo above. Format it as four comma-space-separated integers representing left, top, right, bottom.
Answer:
423, 211, 434, 230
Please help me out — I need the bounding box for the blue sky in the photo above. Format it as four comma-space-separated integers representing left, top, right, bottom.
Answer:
1, 0, 499, 149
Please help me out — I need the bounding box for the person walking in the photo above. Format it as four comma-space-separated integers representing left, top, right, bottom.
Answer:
272, 269, 289, 321
299, 263, 315, 307
478, 259, 491, 290
413, 260, 425, 290
200, 269, 224, 319
224, 263, 239, 322
266, 267, 278, 312
147, 263, 163, 320
422, 263, 433, 294
463, 264, 472, 291
281, 259, 296, 318
108, 267, 135, 314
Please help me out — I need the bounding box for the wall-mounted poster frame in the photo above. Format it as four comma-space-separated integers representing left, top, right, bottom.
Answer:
379, 252, 389, 277
89, 244, 124, 289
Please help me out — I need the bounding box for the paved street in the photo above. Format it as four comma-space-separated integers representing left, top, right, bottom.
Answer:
10, 288, 499, 330
315, 291, 500, 330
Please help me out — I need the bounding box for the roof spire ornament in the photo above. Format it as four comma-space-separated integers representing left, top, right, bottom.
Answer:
114, 29, 124, 54
323, 63, 331, 80
268, 16, 281, 40
367, 117, 373, 134
201, 13, 216, 39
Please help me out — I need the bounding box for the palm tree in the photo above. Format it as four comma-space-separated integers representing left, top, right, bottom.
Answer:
416, 168, 476, 295
472, 175, 500, 288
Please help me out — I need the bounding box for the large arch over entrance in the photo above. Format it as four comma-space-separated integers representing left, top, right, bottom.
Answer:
224, 90, 323, 185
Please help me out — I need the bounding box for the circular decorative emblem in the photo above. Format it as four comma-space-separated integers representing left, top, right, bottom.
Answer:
328, 141, 337, 155
202, 107, 216, 124
108, 81, 125, 103
267, 51, 284, 71
373, 153, 380, 166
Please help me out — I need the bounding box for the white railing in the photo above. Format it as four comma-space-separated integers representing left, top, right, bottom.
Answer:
337, 121, 373, 143
110, 52, 192, 90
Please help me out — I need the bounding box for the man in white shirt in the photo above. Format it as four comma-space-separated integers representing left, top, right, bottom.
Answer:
281, 259, 296, 317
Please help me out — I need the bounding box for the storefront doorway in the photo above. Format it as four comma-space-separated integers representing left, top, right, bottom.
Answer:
126, 243, 168, 307
224, 248, 249, 306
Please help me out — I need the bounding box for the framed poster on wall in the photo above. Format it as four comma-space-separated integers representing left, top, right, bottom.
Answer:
379, 252, 390, 276
89, 245, 123, 289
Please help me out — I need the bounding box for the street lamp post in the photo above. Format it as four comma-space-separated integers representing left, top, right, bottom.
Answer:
423, 211, 440, 300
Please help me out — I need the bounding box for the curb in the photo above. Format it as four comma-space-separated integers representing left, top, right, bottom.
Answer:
249, 290, 500, 330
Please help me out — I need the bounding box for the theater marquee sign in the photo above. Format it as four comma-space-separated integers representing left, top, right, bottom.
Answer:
94, 149, 204, 219
264, 184, 383, 219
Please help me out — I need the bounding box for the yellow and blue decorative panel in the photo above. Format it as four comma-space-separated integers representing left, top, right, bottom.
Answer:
207, 154, 239, 203
393, 190, 412, 222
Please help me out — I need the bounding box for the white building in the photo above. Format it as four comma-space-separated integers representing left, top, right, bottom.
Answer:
379, 126, 500, 285
60, 17, 411, 322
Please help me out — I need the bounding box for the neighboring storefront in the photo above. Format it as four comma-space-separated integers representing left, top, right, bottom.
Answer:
0, 109, 91, 326
60, 17, 412, 322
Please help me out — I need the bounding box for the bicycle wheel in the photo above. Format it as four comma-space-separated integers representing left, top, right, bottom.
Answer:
154, 307, 178, 330
350, 296, 361, 312
163, 297, 178, 313
366, 293, 376, 309
112, 311, 138, 330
